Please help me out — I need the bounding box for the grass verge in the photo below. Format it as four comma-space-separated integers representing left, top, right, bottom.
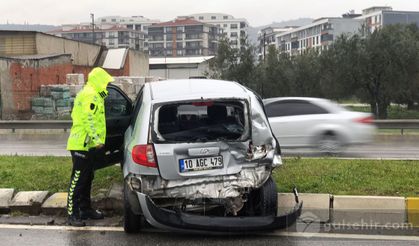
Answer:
0, 156, 418, 197
273, 157, 419, 197
0, 156, 121, 195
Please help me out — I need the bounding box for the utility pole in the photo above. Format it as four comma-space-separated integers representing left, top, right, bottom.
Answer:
90, 13, 96, 44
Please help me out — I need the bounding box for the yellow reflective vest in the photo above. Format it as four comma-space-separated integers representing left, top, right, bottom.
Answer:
67, 68, 114, 151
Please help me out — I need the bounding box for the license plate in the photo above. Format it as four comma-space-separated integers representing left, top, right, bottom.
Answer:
179, 156, 223, 173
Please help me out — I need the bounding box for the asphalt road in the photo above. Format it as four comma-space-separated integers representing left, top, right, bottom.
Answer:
0, 224, 417, 246
1, 136, 419, 159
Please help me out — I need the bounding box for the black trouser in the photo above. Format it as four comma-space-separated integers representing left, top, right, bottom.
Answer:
67, 150, 95, 217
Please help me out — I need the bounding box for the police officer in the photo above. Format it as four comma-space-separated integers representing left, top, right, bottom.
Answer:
66, 67, 114, 226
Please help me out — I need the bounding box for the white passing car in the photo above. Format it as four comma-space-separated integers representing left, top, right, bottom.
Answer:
263, 97, 376, 153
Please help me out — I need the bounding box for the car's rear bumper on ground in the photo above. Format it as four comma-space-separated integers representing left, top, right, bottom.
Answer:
136, 192, 303, 233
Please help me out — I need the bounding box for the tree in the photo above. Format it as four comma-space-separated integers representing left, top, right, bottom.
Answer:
207, 36, 258, 89
320, 24, 419, 118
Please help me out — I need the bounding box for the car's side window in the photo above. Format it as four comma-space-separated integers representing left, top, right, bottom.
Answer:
105, 87, 131, 117
265, 100, 329, 117
130, 90, 143, 128
298, 102, 329, 115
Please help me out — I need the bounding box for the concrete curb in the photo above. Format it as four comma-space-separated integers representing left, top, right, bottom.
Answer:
278, 193, 417, 227
10, 191, 49, 215
0, 187, 418, 227
0, 189, 15, 214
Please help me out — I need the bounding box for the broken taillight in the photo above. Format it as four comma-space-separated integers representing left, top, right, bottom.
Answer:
132, 144, 158, 168
353, 116, 374, 124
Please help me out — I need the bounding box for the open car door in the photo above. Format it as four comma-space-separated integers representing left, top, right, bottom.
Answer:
94, 84, 132, 170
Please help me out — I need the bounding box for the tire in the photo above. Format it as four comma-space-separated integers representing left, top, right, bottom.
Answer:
123, 183, 142, 233
247, 176, 278, 216
317, 132, 342, 155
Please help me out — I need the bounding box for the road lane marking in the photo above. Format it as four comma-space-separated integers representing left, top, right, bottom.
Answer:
264, 231, 419, 241
0, 224, 123, 232
0, 224, 418, 241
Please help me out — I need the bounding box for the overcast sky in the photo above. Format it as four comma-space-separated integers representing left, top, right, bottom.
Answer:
3, 0, 419, 27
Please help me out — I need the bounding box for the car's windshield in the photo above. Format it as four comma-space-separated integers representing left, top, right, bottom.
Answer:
153, 100, 249, 143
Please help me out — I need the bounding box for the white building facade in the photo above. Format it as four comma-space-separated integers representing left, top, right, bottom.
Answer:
187, 13, 249, 50
49, 15, 159, 51
276, 18, 362, 56
147, 17, 220, 58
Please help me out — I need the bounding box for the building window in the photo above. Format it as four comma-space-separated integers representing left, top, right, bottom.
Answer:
166, 27, 173, 33
176, 33, 183, 40
111, 19, 116, 22
186, 33, 202, 39
176, 26, 183, 32
199, 16, 204, 20
211, 16, 216, 20
176, 42, 183, 49
101, 19, 106, 22
230, 32, 238, 37
177, 50, 183, 56
223, 24, 228, 28
223, 16, 228, 20
230, 24, 238, 29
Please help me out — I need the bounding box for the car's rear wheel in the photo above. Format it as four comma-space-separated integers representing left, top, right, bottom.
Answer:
317, 132, 343, 155
123, 183, 142, 233
245, 176, 278, 216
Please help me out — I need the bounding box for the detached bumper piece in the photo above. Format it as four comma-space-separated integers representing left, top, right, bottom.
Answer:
137, 193, 303, 233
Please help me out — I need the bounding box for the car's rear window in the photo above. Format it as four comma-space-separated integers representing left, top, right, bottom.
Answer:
152, 100, 249, 143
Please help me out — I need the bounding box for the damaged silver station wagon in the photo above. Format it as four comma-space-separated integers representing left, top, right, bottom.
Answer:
100, 79, 302, 233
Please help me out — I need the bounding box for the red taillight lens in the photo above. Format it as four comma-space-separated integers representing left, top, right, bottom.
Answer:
192, 101, 214, 106
353, 116, 374, 124
132, 144, 158, 168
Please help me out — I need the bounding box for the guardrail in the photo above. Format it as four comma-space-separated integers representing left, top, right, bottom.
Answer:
374, 119, 419, 135
0, 120, 419, 134
0, 120, 72, 133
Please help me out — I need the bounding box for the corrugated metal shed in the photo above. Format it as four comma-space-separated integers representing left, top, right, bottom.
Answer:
102, 48, 128, 69
149, 56, 214, 65
0, 32, 36, 56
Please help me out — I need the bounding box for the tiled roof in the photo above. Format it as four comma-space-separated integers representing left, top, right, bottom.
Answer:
151, 18, 204, 27
49, 26, 136, 33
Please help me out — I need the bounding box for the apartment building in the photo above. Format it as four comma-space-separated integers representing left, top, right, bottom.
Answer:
356, 6, 419, 33
271, 6, 419, 57
96, 15, 158, 33
147, 17, 220, 57
188, 13, 248, 50
49, 15, 158, 51
257, 26, 296, 60
276, 17, 362, 56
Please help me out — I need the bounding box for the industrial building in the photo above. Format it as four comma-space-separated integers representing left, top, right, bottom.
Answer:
0, 30, 148, 119
149, 56, 214, 79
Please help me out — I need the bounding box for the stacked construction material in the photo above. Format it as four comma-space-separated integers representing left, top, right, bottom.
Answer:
31, 97, 55, 116
30, 74, 161, 119
32, 84, 79, 120
112, 77, 144, 100
66, 74, 85, 85
112, 76, 161, 100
